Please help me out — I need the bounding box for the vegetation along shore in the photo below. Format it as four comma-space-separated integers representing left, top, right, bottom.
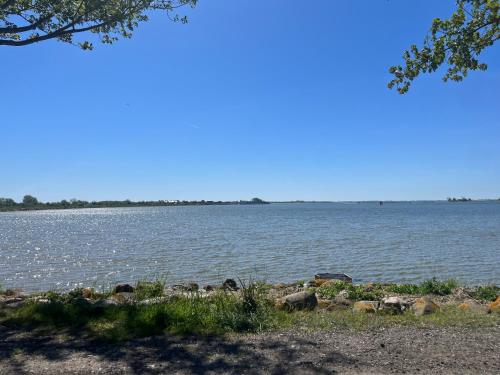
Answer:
1, 275, 499, 373
1, 275, 499, 340
0, 196, 269, 212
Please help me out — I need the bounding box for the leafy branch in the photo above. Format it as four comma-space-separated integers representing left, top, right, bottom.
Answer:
389, 0, 499, 94
0, 0, 197, 49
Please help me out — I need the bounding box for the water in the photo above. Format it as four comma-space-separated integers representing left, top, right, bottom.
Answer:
0, 202, 499, 292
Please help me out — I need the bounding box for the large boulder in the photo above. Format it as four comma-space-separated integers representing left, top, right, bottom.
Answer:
276, 291, 318, 311
411, 297, 440, 316
458, 299, 487, 313
488, 296, 500, 314
353, 301, 379, 313
222, 279, 238, 291
379, 296, 410, 314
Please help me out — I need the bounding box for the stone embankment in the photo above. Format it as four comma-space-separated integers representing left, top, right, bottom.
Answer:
1, 274, 499, 317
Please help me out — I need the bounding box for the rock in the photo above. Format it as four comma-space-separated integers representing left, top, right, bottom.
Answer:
315, 273, 352, 283
81, 287, 93, 299
274, 283, 287, 289
332, 290, 352, 307
114, 284, 134, 294
411, 297, 440, 316
4, 289, 24, 297
353, 301, 379, 313
458, 299, 486, 313
379, 296, 410, 314
488, 296, 500, 314
222, 279, 238, 291
0, 297, 26, 309
112, 292, 135, 303
277, 291, 318, 311
204, 285, 215, 291
336, 289, 350, 300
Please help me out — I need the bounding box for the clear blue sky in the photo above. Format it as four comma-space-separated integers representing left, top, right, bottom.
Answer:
2, 0, 499, 202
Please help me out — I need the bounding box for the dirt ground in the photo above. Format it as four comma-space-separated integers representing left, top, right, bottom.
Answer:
0, 325, 499, 374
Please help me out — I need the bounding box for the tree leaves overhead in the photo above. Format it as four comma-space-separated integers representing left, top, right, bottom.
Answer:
0, 0, 197, 49
389, 0, 499, 94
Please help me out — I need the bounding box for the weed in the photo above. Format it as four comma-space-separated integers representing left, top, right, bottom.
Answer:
419, 278, 458, 295
317, 281, 383, 301
134, 280, 165, 300
387, 283, 421, 295
473, 285, 499, 301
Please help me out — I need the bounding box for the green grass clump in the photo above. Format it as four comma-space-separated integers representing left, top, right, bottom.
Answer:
2, 282, 284, 341
387, 283, 421, 295
386, 278, 459, 296
419, 278, 458, 296
134, 280, 165, 300
317, 281, 383, 301
473, 285, 499, 301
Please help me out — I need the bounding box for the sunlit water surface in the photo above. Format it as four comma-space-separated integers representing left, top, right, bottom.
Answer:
1, 202, 499, 292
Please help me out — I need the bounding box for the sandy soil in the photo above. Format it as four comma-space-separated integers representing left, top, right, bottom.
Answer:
0, 325, 499, 374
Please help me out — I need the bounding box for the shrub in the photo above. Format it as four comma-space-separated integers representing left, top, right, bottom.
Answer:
473, 285, 499, 301
317, 281, 350, 299
317, 281, 383, 301
135, 280, 165, 300
419, 278, 458, 296
4, 281, 282, 340
387, 284, 421, 295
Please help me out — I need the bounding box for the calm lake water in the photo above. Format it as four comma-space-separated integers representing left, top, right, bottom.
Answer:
1, 202, 499, 292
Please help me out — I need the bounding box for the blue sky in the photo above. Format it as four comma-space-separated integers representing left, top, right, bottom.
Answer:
2, 0, 499, 202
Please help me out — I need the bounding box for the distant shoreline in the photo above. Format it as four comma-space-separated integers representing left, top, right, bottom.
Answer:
2, 197, 500, 213
0, 197, 270, 212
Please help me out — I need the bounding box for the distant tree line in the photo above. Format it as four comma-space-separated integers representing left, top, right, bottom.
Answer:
0, 196, 269, 212
447, 197, 473, 202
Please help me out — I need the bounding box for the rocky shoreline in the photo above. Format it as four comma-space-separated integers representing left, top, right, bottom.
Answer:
1, 275, 500, 374
2, 274, 499, 316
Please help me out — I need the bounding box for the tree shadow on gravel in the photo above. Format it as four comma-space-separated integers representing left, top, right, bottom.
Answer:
0, 326, 356, 374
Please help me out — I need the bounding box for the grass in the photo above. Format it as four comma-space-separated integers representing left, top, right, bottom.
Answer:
386, 283, 421, 295
473, 285, 499, 302
286, 304, 500, 331
419, 278, 458, 295
134, 280, 166, 300
317, 281, 384, 301
317, 278, 464, 301
2, 283, 286, 341
2, 278, 499, 341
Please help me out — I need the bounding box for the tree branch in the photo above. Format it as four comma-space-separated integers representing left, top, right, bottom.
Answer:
0, 15, 53, 34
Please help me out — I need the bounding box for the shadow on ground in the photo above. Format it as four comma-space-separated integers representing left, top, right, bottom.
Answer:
0, 326, 355, 374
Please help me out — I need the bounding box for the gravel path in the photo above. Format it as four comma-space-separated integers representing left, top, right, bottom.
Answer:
0, 325, 499, 374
